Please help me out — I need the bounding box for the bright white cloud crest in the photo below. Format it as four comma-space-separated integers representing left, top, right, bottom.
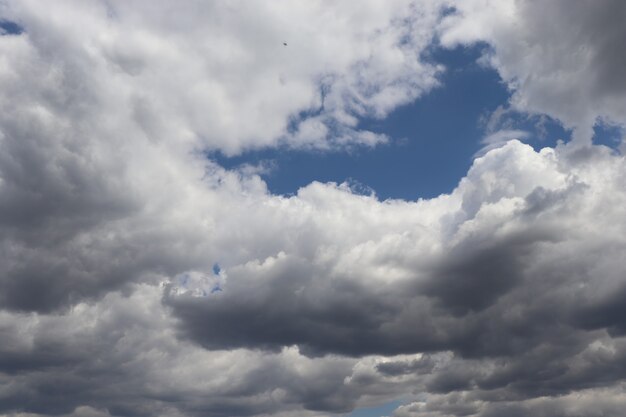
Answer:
0, 1, 626, 417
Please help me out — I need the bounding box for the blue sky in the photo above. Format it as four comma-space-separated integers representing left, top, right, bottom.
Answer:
342, 400, 404, 417
214, 44, 583, 201
214, 40, 624, 202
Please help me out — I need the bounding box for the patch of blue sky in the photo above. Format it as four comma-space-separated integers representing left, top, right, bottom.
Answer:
214, 45, 500, 200
335, 400, 404, 417
593, 122, 624, 149
0, 19, 23, 35
211, 263, 223, 293
481, 107, 622, 152
214, 43, 616, 201
174, 267, 223, 296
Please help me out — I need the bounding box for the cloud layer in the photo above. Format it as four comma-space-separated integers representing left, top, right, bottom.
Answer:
440, 0, 626, 143
1, 1, 625, 417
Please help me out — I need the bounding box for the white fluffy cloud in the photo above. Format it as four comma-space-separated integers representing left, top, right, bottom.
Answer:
1, 0, 445, 154
1, 1, 626, 417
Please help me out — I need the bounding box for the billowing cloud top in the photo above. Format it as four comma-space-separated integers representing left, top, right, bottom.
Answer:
0, 1, 625, 417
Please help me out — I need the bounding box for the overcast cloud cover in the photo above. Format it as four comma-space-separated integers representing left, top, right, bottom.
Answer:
0, 1, 625, 416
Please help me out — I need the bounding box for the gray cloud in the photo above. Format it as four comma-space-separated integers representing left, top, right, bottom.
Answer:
1, 1, 626, 416
395, 386, 626, 417
3, 138, 625, 416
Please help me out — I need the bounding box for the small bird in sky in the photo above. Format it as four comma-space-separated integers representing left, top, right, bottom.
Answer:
283, 42, 287, 46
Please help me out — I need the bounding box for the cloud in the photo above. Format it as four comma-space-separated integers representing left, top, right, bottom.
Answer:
1, 1, 626, 416
0, 284, 450, 417
1, 0, 446, 154
0, 285, 353, 416
440, 0, 626, 143
164, 140, 626, 413
165, 140, 625, 354
394, 386, 626, 417
0, 0, 454, 313
474, 129, 529, 157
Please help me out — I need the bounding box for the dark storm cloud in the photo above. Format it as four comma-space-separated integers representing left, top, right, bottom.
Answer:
165, 229, 541, 357
0, 286, 409, 417
573, 283, 626, 336
165, 257, 410, 356
418, 239, 529, 315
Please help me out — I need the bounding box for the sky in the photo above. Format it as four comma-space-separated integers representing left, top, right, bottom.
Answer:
214, 44, 577, 201
0, 1, 625, 417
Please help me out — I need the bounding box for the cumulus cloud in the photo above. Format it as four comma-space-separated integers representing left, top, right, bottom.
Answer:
1, 0, 446, 154
0, 0, 451, 312
1, 1, 626, 417
440, 0, 626, 143
4, 140, 626, 416
167, 140, 626, 363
